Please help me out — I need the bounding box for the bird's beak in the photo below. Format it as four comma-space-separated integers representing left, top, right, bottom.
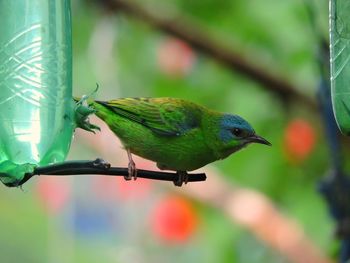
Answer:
249, 135, 272, 146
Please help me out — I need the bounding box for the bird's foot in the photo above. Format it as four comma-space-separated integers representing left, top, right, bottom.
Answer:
74, 103, 100, 133
125, 160, 137, 181
74, 84, 100, 133
125, 149, 137, 181
174, 171, 188, 187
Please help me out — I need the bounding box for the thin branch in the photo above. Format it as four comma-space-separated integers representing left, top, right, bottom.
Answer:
96, 0, 317, 111
5, 158, 206, 187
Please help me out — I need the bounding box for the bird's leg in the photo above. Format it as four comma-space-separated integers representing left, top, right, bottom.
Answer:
174, 171, 189, 187
126, 149, 137, 181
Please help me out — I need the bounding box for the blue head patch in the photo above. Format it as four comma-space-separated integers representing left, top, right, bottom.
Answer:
219, 114, 255, 143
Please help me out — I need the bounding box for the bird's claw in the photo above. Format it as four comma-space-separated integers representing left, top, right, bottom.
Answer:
174, 171, 188, 187
74, 85, 100, 133
74, 103, 100, 133
125, 160, 137, 181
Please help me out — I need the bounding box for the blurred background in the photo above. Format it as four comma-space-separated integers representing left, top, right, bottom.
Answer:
0, 0, 342, 262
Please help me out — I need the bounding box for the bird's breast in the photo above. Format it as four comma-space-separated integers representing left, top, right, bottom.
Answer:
123, 129, 216, 171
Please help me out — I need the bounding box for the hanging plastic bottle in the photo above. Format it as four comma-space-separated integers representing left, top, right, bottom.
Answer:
329, 0, 350, 134
0, 0, 74, 185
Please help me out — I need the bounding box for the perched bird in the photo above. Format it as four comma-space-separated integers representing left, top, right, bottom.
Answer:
86, 97, 271, 186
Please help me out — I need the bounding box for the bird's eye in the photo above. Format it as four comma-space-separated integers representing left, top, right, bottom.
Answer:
232, 128, 242, 137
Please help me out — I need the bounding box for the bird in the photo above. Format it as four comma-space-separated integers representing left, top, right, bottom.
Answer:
82, 97, 271, 186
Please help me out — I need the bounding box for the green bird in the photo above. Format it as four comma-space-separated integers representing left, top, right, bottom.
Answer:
84, 97, 271, 186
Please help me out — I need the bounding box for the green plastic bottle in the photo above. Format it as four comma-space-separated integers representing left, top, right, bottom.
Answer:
0, 0, 74, 184
330, 0, 350, 135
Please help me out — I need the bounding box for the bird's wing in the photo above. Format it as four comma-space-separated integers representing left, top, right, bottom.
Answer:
95, 98, 201, 136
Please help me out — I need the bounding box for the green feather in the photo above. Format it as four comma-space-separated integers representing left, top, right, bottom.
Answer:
95, 98, 202, 136
86, 97, 269, 172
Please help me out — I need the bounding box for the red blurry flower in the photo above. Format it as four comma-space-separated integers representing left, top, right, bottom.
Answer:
284, 119, 316, 163
157, 37, 195, 77
150, 195, 197, 243
35, 177, 70, 215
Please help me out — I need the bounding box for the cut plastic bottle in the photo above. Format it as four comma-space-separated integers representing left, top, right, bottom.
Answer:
0, 0, 74, 184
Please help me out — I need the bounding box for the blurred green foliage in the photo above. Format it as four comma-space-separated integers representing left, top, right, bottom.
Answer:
0, 0, 338, 262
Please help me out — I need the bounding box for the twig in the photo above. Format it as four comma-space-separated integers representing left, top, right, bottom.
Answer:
5, 158, 206, 187
96, 0, 317, 111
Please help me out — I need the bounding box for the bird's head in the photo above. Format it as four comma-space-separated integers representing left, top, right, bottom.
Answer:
216, 114, 271, 158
